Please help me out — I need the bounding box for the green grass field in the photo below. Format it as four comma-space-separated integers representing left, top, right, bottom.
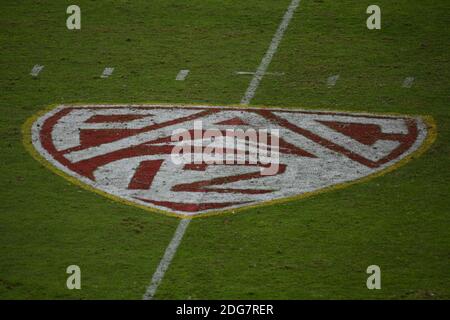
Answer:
1, 0, 449, 299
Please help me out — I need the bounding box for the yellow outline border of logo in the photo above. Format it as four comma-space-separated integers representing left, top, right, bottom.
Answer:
22, 103, 437, 219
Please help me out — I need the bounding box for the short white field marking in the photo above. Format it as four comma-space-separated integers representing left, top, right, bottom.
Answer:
101, 67, 114, 78
143, 218, 191, 300
240, 0, 301, 105
236, 71, 285, 76
176, 69, 190, 81
143, 0, 301, 300
327, 74, 340, 87
30, 65, 44, 77
402, 77, 415, 88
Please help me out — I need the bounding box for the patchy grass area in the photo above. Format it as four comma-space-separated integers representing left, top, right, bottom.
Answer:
1, 0, 449, 299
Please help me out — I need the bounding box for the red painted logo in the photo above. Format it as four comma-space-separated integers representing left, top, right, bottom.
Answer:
29, 104, 430, 217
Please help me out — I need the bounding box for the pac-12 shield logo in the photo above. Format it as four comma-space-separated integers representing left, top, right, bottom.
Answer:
27, 104, 433, 217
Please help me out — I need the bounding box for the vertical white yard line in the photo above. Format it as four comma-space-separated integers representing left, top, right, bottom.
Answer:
240, 0, 301, 105
143, 218, 191, 300
143, 0, 301, 300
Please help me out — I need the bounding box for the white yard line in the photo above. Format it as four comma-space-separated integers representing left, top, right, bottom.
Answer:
143, 0, 301, 300
236, 71, 285, 76
240, 0, 301, 105
143, 218, 191, 300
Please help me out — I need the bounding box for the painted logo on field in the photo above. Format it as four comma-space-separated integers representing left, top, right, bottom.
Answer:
28, 104, 433, 217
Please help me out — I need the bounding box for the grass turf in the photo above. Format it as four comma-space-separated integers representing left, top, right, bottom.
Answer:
1, 0, 449, 299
